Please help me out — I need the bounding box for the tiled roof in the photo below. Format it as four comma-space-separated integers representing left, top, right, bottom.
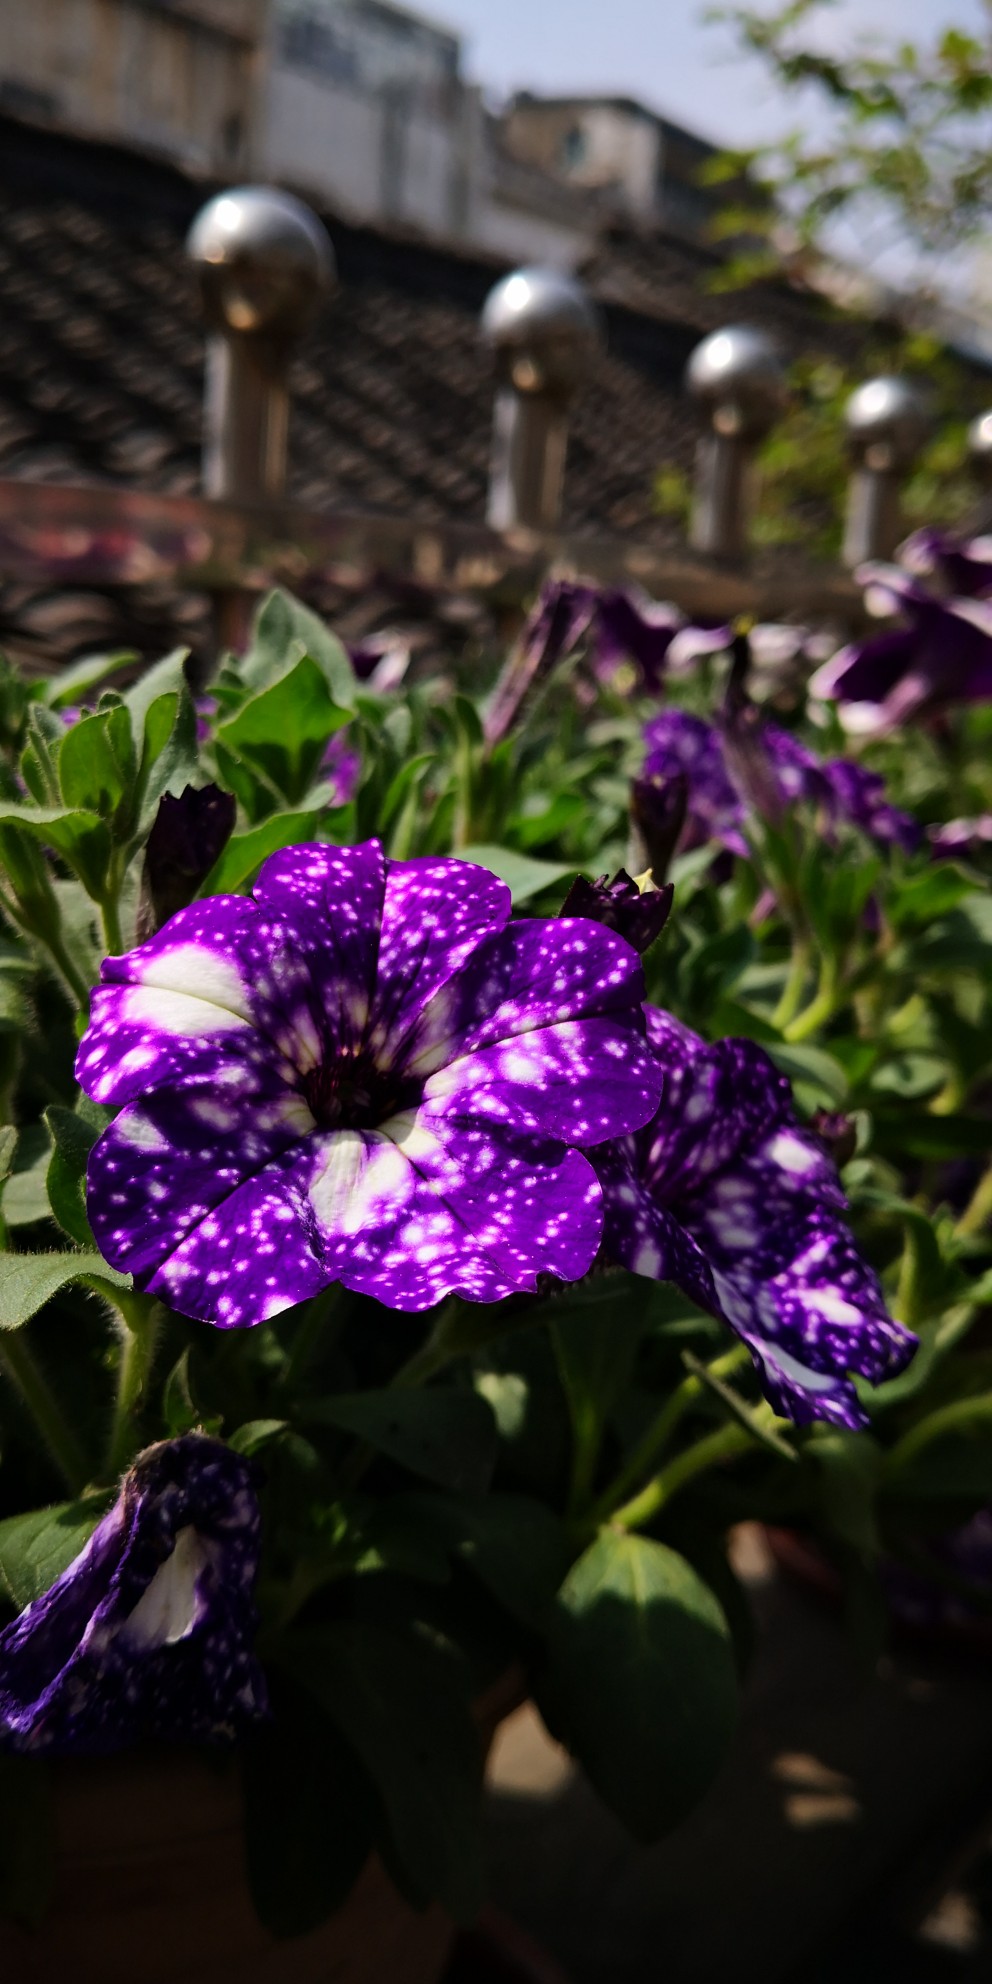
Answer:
0, 111, 941, 667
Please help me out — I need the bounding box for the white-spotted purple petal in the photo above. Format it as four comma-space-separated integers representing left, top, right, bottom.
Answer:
77, 841, 661, 1325
593, 1009, 916, 1429
0, 1437, 266, 1755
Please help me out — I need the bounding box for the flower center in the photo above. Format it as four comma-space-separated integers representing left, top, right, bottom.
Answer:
301, 1051, 410, 1130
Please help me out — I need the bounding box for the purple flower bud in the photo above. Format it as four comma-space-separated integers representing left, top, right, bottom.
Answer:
809, 1109, 858, 1170
630, 773, 689, 882
558, 869, 674, 955
0, 1436, 267, 1755
139, 785, 237, 939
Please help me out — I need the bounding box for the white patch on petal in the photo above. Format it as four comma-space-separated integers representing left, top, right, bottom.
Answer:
765, 1131, 821, 1176
133, 943, 253, 1024
309, 1130, 414, 1237
125, 985, 249, 1039
762, 1344, 839, 1394
804, 1290, 863, 1327
120, 1525, 208, 1649
114, 1111, 171, 1153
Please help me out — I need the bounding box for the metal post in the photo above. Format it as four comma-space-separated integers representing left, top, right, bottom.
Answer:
842, 376, 930, 568
186, 186, 336, 504
480, 267, 602, 533
685, 326, 786, 560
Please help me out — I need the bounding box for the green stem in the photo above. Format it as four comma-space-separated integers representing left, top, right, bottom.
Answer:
956, 1161, 992, 1240
783, 964, 841, 1043
611, 1420, 758, 1533
772, 943, 812, 1033
0, 882, 92, 1013
99, 889, 124, 960
0, 1335, 89, 1495
104, 1298, 163, 1480
585, 1344, 750, 1529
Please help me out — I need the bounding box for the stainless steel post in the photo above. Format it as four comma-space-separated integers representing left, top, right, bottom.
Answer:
842, 376, 930, 567
186, 186, 336, 504
685, 326, 786, 560
480, 267, 602, 532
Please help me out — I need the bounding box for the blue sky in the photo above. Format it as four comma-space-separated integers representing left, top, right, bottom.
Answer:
433, 0, 988, 147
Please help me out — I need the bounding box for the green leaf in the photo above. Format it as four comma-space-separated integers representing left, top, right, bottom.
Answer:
217, 655, 349, 808
239, 590, 356, 706
283, 1622, 483, 1922
123, 648, 190, 743
0, 1754, 53, 1928
302, 1388, 497, 1495
42, 649, 136, 711
43, 1105, 98, 1248
1, 1150, 52, 1229
0, 1494, 109, 1609
0, 1127, 16, 1193
767, 1041, 849, 1108
539, 1530, 737, 1840
0, 805, 111, 900
198, 808, 322, 896
455, 844, 573, 904
411, 1490, 569, 1629
57, 705, 135, 820
228, 1418, 289, 1456
870, 1052, 948, 1100
241, 1666, 377, 1938
0, 1250, 129, 1329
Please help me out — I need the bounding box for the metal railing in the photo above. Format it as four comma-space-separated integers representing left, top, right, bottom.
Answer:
0, 183, 985, 635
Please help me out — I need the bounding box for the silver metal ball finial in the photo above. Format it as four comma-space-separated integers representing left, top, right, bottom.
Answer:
968, 409, 992, 470
480, 267, 602, 398
187, 186, 336, 344
844, 376, 930, 471
685, 325, 786, 440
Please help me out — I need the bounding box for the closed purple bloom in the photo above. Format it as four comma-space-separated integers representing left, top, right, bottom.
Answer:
642, 708, 919, 857
76, 841, 661, 1325
0, 1437, 266, 1756
322, 726, 361, 807
592, 1010, 916, 1429
557, 870, 674, 955
810, 563, 992, 733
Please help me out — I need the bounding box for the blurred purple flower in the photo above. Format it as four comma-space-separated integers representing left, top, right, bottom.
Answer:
929, 815, 992, 859
592, 1010, 916, 1429
0, 1437, 266, 1756
882, 1508, 992, 1632
899, 528, 992, 599
810, 559, 992, 734
642, 708, 920, 857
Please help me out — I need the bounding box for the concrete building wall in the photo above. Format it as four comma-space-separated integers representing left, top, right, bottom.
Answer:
0, 0, 264, 172
501, 99, 661, 215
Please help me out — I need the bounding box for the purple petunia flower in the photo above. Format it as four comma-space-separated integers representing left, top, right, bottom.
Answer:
75, 841, 661, 1325
810, 560, 992, 734
0, 1437, 266, 1755
591, 1010, 916, 1429
642, 708, 920, 858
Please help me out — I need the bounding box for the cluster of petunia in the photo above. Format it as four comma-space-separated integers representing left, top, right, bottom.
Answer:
641, 708, 920, 859
0, 840, 917, 1755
